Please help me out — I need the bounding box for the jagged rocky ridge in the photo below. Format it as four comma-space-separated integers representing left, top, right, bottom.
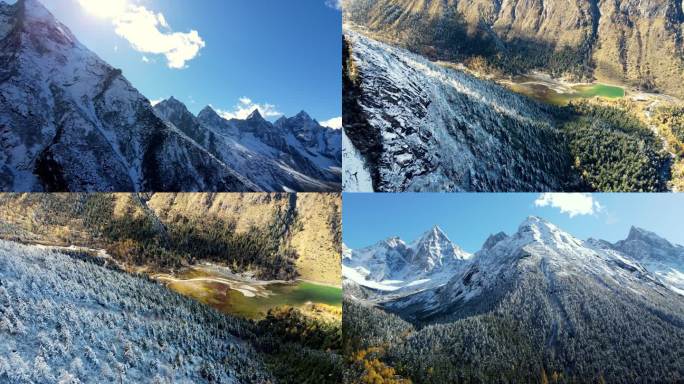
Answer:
0, 0, 340, 192
344, 0, 684, 98
154, 98, 342, 192
344, 217, 684, 382
343, 30, 576, 192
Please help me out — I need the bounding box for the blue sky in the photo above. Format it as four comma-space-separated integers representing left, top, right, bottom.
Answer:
343, 193, 684, 253
17, 0, 342, 124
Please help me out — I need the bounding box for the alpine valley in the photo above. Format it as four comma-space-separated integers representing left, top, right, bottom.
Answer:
343, 217, 684, 383
0, 193, 343, 383
0, 0, 341, 192
343, 0, 684, 192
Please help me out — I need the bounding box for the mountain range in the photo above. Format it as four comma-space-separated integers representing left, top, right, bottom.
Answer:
344, 217, 683, 313
343, 217, 684, 382
0, 0, 341, 192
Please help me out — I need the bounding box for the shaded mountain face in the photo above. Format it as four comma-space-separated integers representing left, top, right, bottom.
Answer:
344, 217, 684, 382
345, 0, 684, 97
342, 31, 576, 192
0, 0, 257, 192
342, 226, 471, 299
154, 99, 342, 192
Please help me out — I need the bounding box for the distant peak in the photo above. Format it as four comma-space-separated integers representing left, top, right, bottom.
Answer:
383, 236, 405, 248
517, 216, 556, 231
431, 225, 446, 236
628, 226, 650, 238
198, 105, 217, 116
414, 225, 448, 244
295, 110, 312, 120
246, 109, 264, 121
156, 97, 189, 112
625, 226, 670, 246
482, 232, 509, 250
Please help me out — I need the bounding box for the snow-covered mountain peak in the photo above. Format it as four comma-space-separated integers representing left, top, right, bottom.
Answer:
21, 0, 56, 22
15, 0, 76, 46
410, 225, 471, 265
197, 105, 227, 127
383, 236, 406, 248
514, 216, 581, 248
343, 227, 472, 298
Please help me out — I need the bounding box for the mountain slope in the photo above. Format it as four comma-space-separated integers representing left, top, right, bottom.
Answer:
154, 98, 341, 192
0, 0, 257, 192
343, 218, 684, 382
343, 30, 576, 192
0, 192, 342, 285
344, 0, 684, 98
0, 239, 272, 383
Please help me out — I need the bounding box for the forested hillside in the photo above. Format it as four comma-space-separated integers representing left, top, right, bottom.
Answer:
0, 240, 272, 383
0, 193, 341, 284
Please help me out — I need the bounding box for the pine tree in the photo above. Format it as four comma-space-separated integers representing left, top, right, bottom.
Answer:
33, 355, 54, 383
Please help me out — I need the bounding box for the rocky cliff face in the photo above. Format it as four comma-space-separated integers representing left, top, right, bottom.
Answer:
0, 0, 256, 192
345, 0, 684, 97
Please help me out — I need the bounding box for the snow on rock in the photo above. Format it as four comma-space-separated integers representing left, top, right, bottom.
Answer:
610, 226, 684, 296
342, 128, 373, 192
343, 29, 572, 192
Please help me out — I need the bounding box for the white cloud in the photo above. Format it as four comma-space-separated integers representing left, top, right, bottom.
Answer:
215, 97, 282, 120
321, 116, 342, 129
149, 98, 164, 106
325, 0, 342, 10
77, 0, 205, 69
534, 193, 602, 218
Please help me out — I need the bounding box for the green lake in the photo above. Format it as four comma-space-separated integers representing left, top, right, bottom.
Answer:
508, 77, 625, 105
164, 269, 342, 319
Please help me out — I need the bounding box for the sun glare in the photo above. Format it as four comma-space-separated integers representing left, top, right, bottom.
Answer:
78, 0, 129, 19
